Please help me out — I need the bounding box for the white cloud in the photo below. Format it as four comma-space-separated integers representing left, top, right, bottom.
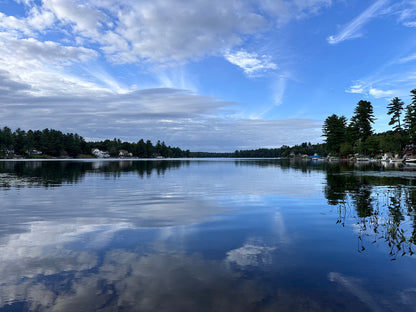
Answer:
369, 87, 394, 98
35, 0, 268, 64
43, 0, 107, 36
224, 50, 278, 76
0, 0, 333, 151
346, 83, 395, 99
0, 34, 98, 65
0, 33, 101, 96
346, 84, 365, 94
26, 5, 56, 30
327, 0, 389, 45
0, 90, 323, 151
0, 13, 28, 33
0, 0, 333, 65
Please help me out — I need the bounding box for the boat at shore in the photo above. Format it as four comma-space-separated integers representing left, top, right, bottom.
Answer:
404, 158, 416, 164
356, 157, 370, 161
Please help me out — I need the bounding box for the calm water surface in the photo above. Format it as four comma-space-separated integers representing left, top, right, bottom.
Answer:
0, 159, 416, 311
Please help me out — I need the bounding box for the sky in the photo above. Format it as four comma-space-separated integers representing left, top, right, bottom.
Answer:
0, 0, 416, 152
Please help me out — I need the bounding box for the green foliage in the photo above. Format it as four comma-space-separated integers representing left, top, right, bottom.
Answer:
322, 114, 347, 155
89, 137, 188, 158
387, 97, 404, 132
404, 89, 416, 143
350, 100, 375, 142
0, 127, 189, 159
0, 126, 90, 158
339, 142, 353, 156
231, 142, 327, 158
362, 136, 380, 156
321, 91, 416, 157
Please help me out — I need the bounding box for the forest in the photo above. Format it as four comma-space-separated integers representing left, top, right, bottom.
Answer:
0, 127, 190, 158
231, 142, 326, 158
0, 125, 328, 159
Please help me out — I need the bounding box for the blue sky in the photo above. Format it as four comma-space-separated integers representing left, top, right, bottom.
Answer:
0, 0, 416, 151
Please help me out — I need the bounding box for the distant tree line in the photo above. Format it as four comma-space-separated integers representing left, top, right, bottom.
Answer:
0, 127, 190, 158
92, 138, 190, 158
232, 142, 327, 158
322, 89, 416, 157
0, 125, 329, 159
0, 127, 88, 158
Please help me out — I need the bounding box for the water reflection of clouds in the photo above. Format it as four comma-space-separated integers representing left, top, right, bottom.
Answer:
0, 194, 222, 237
0, 220, 131, 283
226, 241, 276, 267
0, 202, 221, 285
0, 249, 369, 312
329, 272, 416, 311
328, 272, 382, 312
0, 251, 262, 311
0, 217, 410, 311
4, 161, 414, 310
327, 272, 416, 312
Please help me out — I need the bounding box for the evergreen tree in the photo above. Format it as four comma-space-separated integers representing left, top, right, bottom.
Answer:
13, 128, 26, 155
0, 127, 13, 151
322, 114, 347, 155
404, 89, 416, 143
350, 100, 375, 142
387, 97, 404, 132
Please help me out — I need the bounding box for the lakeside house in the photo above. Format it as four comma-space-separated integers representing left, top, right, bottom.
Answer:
119, 150, 133, 158
404, 144, 416, 158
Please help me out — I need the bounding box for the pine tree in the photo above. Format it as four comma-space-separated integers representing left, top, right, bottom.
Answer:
387, 97, 404, 132
404, 89, 416, 143
322, 114, 347, 155
350, 100, 375, 142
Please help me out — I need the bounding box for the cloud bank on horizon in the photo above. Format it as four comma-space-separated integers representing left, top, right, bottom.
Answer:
0, 0, 416, 151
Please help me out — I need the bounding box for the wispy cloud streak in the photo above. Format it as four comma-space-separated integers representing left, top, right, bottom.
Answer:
327, 0, 389, 45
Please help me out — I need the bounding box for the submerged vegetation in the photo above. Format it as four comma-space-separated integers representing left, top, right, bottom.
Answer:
323, 160, 416, 259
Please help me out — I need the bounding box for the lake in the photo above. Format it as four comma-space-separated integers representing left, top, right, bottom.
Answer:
0, 159, 415, 311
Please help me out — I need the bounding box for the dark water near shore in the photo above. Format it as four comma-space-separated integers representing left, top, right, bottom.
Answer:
0, 159, 416, 311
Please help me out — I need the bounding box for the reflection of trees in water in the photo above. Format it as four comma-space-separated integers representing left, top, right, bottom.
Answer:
235, 158, 393, 175
0, 160, 187, 188
352, 185, 374, 218
325, 171, 416, 259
